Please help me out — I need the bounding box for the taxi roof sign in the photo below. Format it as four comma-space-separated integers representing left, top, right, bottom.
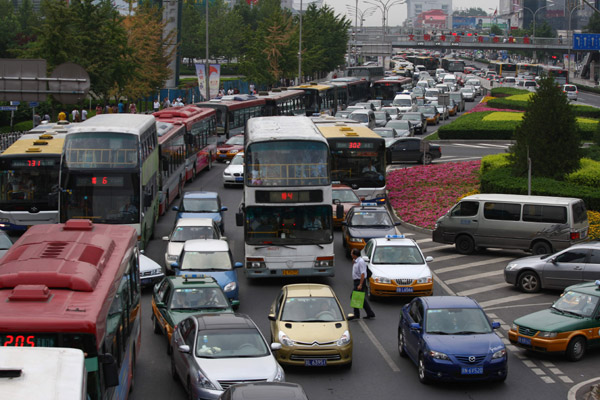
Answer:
386, 234, 405, 240
360, 202, 379, 207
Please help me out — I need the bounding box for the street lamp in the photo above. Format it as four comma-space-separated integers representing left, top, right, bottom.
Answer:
346, 5, 376, 32
533, 1, 554, 39
568, 3, 587, 80
364, 0, 405, 41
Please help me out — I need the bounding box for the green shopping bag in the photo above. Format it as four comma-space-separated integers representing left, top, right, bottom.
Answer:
350, 290, 365, 309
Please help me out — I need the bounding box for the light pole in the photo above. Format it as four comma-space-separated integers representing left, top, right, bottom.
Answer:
298, 0, 303, 85
364, 0, 405, 41
532, 2, 554, 39
205, 0, 210, 100
568, 3, 587, 80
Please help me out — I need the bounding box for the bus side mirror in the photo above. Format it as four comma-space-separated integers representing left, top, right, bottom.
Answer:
336, 204, 344, 219
99, 354, 119, 388
236, 212, 243, 226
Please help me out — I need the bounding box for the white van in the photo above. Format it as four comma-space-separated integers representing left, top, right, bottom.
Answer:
432, 194, 589, 255
442, 74, 458, 91
392, 94, 414, 113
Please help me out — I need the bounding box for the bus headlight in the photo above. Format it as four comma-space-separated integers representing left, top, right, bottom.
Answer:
315, 257, 333, 268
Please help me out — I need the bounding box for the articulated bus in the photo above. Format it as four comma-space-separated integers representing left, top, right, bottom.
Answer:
493, 61, 517, 77
0, 220, 141, 400
196, 95, 265, 139
0, 122, 74, 231
372, 76, 413, 106
346, 65, 385, 82
315, 122, 386, 202
542, 65, 568, 85
236, 116, 335, 278
59, 114, 159, 249
441, 58, 466, 73
256, 89, 306, 116
288, 83, 337, 116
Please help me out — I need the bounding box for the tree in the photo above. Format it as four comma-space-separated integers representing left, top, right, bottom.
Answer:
453, 7, 487, 17
0, 0, 18, 58
509, 75, 580, 180
490, 24, 503, 35
584, 11, 600, 33
180, 2, 203, 67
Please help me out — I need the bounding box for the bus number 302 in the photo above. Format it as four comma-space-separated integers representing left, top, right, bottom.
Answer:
3, 335, 36, 347
349, 142, 362, 149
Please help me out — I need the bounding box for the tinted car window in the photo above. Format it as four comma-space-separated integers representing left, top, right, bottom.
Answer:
588, 249, 600, 264
555, 250, 588, 263
483, 202, 521, 221
523, 205, 567, 224
572, 200, 588, 224
450, 201, 479, 217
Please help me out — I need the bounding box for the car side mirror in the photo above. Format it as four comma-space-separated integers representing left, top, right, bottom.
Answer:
155, 301, 166, 308
362, 256, 370, 263
170, 262, 179, 269
425, 256, 433, 262
236, 212, 243, 226
162, 236, 169, 241
271, 343, 282, 351
491, 321, 501, 329
268, 313, 276, 321
395, 221, 402, 226
178, 344, 191, 353
172, 206, 179, 211
221, 206, 228, 212
234, 262, 243, 269
230, 300, 240, 308
221, 236, 227, 241
347, 313, 355, 320
410, 322, 421, 331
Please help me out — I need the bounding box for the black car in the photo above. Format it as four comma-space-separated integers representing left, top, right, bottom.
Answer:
385, 120, 415, 137
341, 204, 402, 258
219, 382, 309, 400
401, 112, 427, 135
386, 137, 441, 165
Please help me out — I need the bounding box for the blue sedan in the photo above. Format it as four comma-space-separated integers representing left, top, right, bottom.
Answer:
397, 296, 507, 384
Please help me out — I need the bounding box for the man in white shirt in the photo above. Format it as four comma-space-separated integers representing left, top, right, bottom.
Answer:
350, 249, 375, 319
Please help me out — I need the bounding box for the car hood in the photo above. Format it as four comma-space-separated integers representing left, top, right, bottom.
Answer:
198, 355, 279, 384
178, 212, 222, 223
348, 226, 398, 239
170, 308, 233, 326
224, 165, 244, 175
514, 308, 590, 332
167, 242, 185, 259
424, 333, 503, 355
139, 254, 163, 274
369, 264, 431, 279
217, 144, 242, 150
175, 270, 235, 289
278, 321, 350, 343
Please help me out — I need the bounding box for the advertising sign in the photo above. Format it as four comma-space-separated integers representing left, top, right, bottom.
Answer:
195, 63, 221, 100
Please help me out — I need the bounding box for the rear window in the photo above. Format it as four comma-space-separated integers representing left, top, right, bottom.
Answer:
524, 81, 536, 87
572, 200, 588, 224
564, 85, 577, 92
483, 202, 521, 221
522, 205, 567, 224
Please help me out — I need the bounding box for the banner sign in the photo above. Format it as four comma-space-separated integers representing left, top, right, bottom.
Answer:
195, 63, 221, 100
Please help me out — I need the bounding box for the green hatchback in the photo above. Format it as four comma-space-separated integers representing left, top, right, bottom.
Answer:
508, 280, 600, 361
151, 274, 237, 353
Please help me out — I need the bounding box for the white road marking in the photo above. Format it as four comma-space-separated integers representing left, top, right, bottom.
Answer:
449, 143, 489, 148
415, 238, 432, 243
445, 270, 503, 284
430, 254, 465, 263
559, 376, 574, 384
550, 368, 564, 376
480, 293, 544, 308
532, 368, 546, 376
507, 344, 519, 352
542, 361, 555, 367
435, 257, 512, 274
358, 320, 401, 372
541, 376, 555, 384
423, 244, 454, 252
568, 377, 600, 400
457, 282, 508, 296
523, 360, 536, 368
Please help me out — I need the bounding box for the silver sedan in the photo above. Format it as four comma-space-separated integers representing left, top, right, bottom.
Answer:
504, 242, 600, 293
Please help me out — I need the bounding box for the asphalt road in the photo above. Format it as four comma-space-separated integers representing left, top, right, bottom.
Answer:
131, 155, 598, 400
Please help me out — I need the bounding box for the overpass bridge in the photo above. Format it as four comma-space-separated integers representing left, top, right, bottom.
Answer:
354, 33, 573, 56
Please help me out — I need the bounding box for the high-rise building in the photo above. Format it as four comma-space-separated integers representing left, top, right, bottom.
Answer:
406, 0, 451, 20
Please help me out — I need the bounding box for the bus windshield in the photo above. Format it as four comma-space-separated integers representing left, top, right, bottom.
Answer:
0, 159, 60, 211
64, 133, 138, 169
329, 139, 385, 189
246, 140, 329, 187
245, 205, 333, 245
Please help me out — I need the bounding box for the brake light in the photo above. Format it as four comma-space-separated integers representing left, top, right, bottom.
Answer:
570, 231, 580, 240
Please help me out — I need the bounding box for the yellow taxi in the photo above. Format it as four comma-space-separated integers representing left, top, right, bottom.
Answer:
268, 284, 353, 367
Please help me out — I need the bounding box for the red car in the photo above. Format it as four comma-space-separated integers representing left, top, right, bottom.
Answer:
216, 134, 244, 162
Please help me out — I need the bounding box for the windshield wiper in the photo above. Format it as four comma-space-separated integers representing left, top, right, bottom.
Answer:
255, 243, 296, 250
426, 331, 450, 335
453, 331, 485, 335
551, 305, 565, 315
559, 309, 583, 317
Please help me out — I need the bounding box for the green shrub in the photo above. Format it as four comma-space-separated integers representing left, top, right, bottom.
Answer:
438, 111, 517, 140
566, 158, 600, 187
480, 153, 510, 174
490, 88, 530, 96
486, 97, 528, 111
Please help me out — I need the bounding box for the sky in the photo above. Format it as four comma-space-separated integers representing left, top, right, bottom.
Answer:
323, 0, 500, 28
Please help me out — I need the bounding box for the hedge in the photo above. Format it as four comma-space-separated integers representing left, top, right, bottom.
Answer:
480, 166, 600, 211
487, 94, 600, 118
437, 111, 516, 140
566, 158, 600, 187
479, 153, 510, 174
490, 87, 530, 97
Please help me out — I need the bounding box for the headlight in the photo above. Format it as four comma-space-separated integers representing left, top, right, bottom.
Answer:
428, 350, 449, 360
537, 331, 558, 338
337, 330, 351, 346
373, 276, 391, 284
196, 369, 217, 389
417, 276, 432, 284
273, 365, 285, 382
492, 348, 506, 359
230, 149, 239, 154
166, 254, 178, 262
505, 263, 518, 271
223, 171, 231, 177
223, 281, 237, 292
511, 323, 518, 331
349, 237, 364, 243
278, 331, 295, 347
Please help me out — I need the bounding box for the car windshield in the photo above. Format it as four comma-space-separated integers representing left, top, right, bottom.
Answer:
425, 308, 492, 335
171, 226, 216, 242
349, 113, 368, 123
179, 250, 232, 271
372, 245, 424, 264
393, 98, 413, 106
230, 154, 244, 165
402, 114, 420, 121
374, 112, 387, 121
552, 291, 599, 318
0, 234, 12, 250
418, 106, 436, 114
195, 329, 269, 358
281, 297, 344, 322
333, 188, 360, 203
169, 287, 230, 310
350, 211, 392, 226
181, 198, 219, 213
387, 121, 410, 130
225, 136, 244, 146
374, 129, 395, 138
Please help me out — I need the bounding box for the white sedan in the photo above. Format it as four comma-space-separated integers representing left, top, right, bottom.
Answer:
162, 218, 225, 270
222, 152, 244, 187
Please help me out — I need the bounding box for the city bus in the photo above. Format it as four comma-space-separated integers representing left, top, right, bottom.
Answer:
256, 89, 306, 116
517, 62, 542, 77
288, 83, 337, 116
346, 65, 385, 82
542, 65, 568, 85
493, 61, 517, 77
331, 77, 370, 104
59, 114, 159, 249
154, 121, 186, 216
441, 58, 466, 73
0, 122, 73, 231
315, 122, 386, 202
406, 55, 439, 74
196, 95, 265, 139
0, 220, 141, 400
372, 76, 413, 106
235, 116, 336, 278
0, 347, 87, 399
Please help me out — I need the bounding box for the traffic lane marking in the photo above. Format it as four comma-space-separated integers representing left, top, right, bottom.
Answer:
358, 319, 401, 372
434, 257, 512, 274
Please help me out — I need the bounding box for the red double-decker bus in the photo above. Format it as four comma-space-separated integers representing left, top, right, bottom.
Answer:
0, 220, 141, 400
153, 106, 218, 215
196, 95, 266, 139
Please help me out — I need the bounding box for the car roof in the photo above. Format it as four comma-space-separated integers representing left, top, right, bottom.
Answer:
349, 204, 389, 213
195, 313, 256, 330
183, 191, 219, 199
370, 236, 417, 247
283, 283, 335, 297
332, 183, 354, 190
183, 239, 230, 251
167, 274, 220, 289
227, 382, 307, 399
421, 296, 481, 309
564, 281, 600, 296
174, 218, 216, 228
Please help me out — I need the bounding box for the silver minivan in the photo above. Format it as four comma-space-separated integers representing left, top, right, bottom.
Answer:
432, 194, 589, 255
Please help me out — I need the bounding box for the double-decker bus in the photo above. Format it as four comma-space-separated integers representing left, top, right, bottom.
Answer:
288, 83, 337, 116
441, 58, 466, 73
346, 65, 385, 82
196, 95, 265, 139
493, 61, 517, 77
59, 114, 159, 249
256, 89, 306, 116
0, 220, 141, 400
315, 122, 386, 202
372, 76, 413, 106
542, 65, 568, 85
236, 116, 335, 278
0, 122, 73, 231
517, 62, 542, 77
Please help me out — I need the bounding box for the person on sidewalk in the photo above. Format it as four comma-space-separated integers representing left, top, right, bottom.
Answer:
350, 248, 375, 320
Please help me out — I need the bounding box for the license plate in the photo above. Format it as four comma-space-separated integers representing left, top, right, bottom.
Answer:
141, 278, 151, 285
283, 269, 299, 276
305, 359, 327, 366
396, 287, 413, 293
518, 336, 531, 346
461, 367, 483, 375
235, 177, 243, 182
219, 154, 227, 158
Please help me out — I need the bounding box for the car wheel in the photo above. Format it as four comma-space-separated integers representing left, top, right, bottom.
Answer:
418, 354, 429, 384
455, 235, 475, 255
153, 315, 161, 334
518, 271, 541, 293
421, 153, 433, 165
531, 241, 552, 255
398, 328, 408, 358
566, 336, 586, 362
